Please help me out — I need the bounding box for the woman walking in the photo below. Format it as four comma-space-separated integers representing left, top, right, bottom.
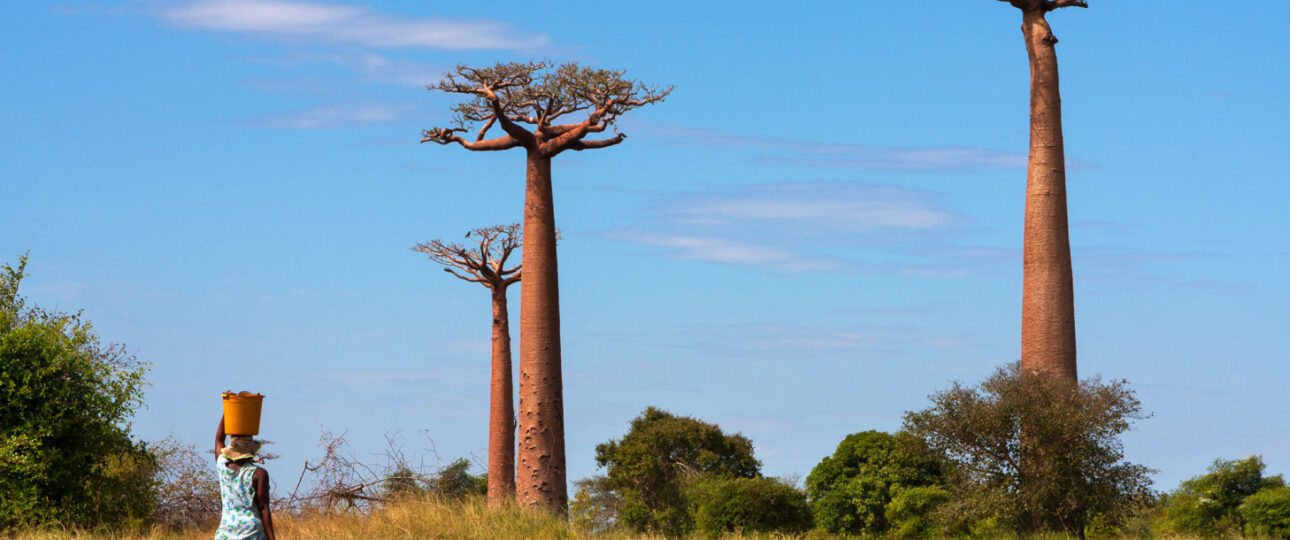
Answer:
215, 415, 276, 540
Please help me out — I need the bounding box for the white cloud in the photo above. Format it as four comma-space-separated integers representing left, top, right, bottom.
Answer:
160, 0, 550, 51
247, 103, 412, 129
618, 232, 841, 271
602, 181, 1016, 275
647, 124, 1030, 173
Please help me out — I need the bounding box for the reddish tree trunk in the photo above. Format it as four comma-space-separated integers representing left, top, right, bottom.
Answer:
1019, 9, 1078, 383
516, 153, 567, 513
487, 285, 516, 505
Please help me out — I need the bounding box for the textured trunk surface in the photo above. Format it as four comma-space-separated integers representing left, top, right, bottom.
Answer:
487, 286, 516, 506
516, 154, 567, 513
1020, 9, 1078, 383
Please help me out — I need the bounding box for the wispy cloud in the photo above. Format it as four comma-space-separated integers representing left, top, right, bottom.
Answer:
159, 0, 550, 51
242, 53, 447, 88
647, 124, 1029, 173
613, 232, 842, 272
593, 321, 980, 362
246, 102, 415, 129
658, 182, 959, 232
605, 181, 1001, 275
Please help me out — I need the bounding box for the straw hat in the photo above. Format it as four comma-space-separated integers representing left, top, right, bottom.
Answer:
221, 435, 262, 461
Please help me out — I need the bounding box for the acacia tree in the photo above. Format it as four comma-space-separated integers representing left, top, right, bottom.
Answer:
422, 62, 671, 512
413, 224, 522, 506
998, 0, 1087, 382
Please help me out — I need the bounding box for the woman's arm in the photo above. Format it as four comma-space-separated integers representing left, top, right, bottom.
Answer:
215, 415, 226, 457
253, 468, 276, 540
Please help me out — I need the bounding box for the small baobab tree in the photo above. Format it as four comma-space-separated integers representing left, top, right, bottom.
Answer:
413, 224, 522, 506
421, 61, 671, 513
998, 0, 1087, 383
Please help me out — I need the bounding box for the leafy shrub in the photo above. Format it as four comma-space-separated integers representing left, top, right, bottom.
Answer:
805, 430, 944, 536
380, 458, 486, 500
684, 476, 811, 537
427, 458, 487, 498
0, 255, 155, 530
595, 407, 759, 536
569, 475, 621, 534
1241, 486, 1290, 538
1163, 455, 1284, 536
887, 485, 951, 538
903, 363, 1155, 535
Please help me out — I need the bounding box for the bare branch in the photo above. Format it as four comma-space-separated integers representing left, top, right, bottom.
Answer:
563, 134, 626, 152
420, 129, 523, 152
475, 115, 497, 142
415, 224, 522, 289
443, 268, 487, 284
1045, 0, 1088, 9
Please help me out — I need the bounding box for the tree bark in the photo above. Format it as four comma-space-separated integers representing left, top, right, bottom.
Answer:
516, 153, 567, 513
1019, 8, 1078, 383
487, 285, 516, 506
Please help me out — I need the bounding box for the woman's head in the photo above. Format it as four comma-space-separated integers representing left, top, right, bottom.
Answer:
221, 435, 262, 461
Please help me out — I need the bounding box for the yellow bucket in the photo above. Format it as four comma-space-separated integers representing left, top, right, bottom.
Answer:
222, 391, 264, 436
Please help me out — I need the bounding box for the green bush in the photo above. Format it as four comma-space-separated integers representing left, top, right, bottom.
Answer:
1241, 486, 1290, 538
594, 407, 760, 536
380, 458, 487, 500
428, 458, 487, 498
1162, 455, 1284, 536
684, 476, 811, 537
903, 364, 1155, 535
887, 485, 951, 538
804, 430, 944, 536
0, 255, 155, 530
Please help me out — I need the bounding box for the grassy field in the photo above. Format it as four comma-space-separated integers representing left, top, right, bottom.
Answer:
11, 496, 784, 540
8, 495, 1197, 540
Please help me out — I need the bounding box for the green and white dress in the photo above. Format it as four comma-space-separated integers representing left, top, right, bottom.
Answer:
215, 455, 267, 540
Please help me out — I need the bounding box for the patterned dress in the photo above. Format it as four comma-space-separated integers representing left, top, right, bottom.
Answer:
215, 455, 268, 540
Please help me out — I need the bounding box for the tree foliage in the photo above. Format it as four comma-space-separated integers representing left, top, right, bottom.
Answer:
683, 476, 811, 538
1241, 485, 1290, 539
903, 363, 1154, 535
422, 61, 672, 156
1162, 455, 1286, 537
594, 407, 759, 536
0, 255, 155, 529
805, 430, 945, 536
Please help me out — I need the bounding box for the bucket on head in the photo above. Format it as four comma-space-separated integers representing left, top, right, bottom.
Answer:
222, 391, 264, 436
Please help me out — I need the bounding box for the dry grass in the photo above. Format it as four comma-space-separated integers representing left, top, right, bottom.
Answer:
10, 496, 665, 540
8, 495, 1197, 540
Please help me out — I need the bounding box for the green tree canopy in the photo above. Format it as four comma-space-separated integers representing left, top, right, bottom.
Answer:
0, 255, 154, 529
594, 407, 759, 536
1163, 455, 1285, 536
805, 430, 945, 536
903, 363, 1154, 536
684, 476, 811, 538
1240, 484, 1290, 538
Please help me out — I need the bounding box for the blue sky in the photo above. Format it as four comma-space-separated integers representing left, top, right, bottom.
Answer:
3, 1, 1288, 494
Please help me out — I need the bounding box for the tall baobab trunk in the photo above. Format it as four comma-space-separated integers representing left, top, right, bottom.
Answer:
412, 223, 522, 507
488, 286, 516, 504
1018, 5, 1079, 383
517, 153, 567, 511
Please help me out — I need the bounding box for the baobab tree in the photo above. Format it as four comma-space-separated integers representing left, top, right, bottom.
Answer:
998, 0, 1087, 383
421, 61, 671, 513
412, 224, 522, 506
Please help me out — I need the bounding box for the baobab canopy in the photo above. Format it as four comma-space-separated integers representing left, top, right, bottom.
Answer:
421, 61, 673, 157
